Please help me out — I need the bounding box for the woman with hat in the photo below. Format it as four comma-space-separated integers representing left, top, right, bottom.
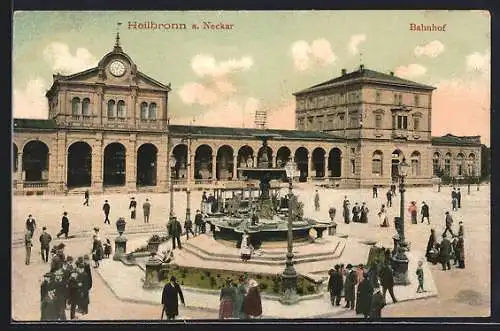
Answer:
219, 278, 236, 319
91, 235, 104, 268
232, 275, 248, 319
240, 231, 252, 262
244, 279, 262, 318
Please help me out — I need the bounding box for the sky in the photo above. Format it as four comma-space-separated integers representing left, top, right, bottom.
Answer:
12, 10, 491, 145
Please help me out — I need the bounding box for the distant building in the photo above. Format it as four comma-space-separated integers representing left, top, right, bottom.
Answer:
12, 37, 481, 195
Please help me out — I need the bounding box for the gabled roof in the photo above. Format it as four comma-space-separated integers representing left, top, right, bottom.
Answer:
13, 119, 57, 130
431, 134, 481, 147
294, 68, 435, 95
168, 125, 346, 141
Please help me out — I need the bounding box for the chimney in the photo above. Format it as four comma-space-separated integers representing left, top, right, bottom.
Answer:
341, 68, 347, 76
390, 71, 394, 76
359, 64, 364, 71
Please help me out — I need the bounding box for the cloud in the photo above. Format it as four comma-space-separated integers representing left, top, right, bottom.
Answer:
291, 39, 336, 71
178, 82, 218, 105
466, 49, 490, 77
267, 100, 296, 129
394, 64, 427, 79
414, 40, 444, 57
191, 54, 253, 78
433, 78, 490, 145
348, 34, 366, 55
43, 42, 97, 75
13, 78, 49, 119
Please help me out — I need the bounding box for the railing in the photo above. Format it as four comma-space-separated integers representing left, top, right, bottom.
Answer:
82, 115, 92, 121
71, 115, 81, 120
23, 181, 49, 188
171, 179, 187, 185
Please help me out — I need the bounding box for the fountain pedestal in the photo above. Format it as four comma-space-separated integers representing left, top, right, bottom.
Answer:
114, 233, 128, 261
143, 252, 163, 289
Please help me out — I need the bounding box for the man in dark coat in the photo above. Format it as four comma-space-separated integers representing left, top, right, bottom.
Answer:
194, 210, 203, 235
439, 234, 452, 270
67, 270, 80, 319
352, 203, 361, 223
360, 202, 369, 223
456, 236, 465, 268
386, 190, 392, 207
83, 189, 89, 206
451, 189, 458, 211
343, 264, 357, 309
56, 212, 70, 239
102, 200, 111, 224
129, 197, 137, 220
372, 185, 378, 198
184, 217, 195, 240
442, 212, 455, 238
24, 229, 33, 265
390, 183, 397, 197
425, 229, 438, 264
458, 221, 464, 238
41, 272, 57, 321
379, 263, 397, 303
369, 286, 386, 319
356, 273, 374, 318
420, 201, 430, 224
161, 276, 185, 320
457, 188, 462, 208
327, 265, 343, 306
53, 269, 67, 320
50, 246, 66, 272
143, 198, 151, 223
168, 217, 182, 250
39, 227, 52, 263
83, 255, 93, 292
26, 214, 37, 234
76, 264, 90, 315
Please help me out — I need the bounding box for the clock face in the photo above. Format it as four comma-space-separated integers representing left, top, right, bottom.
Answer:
110, 60, 126, 77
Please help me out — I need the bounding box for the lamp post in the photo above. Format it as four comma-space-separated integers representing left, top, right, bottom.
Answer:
280, 161, 299, 304
391, 157, 411, 285
169, 155, 176, 218
184, 133, 193, 224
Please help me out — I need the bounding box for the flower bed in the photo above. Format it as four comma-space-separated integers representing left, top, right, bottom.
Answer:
132, 234, 169, 253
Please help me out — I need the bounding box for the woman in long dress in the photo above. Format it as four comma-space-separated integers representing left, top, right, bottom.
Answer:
219, 278, 235, 319
425, 229, 438, 264
244, 279, 262, 318
240, 232, 252, 262
232, 276, 248, 319
379, 204, 389, 227
91, 235, 103, 268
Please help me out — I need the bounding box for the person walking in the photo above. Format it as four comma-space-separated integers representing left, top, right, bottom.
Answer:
457, 188, 462, 208
40, 272, 57, 321
240, 231, 252, 262
168, 216, 182, 250
416, 260, 426, 293
408, 201, 418, 224
103, 239, 112, 258
91, 235, 104, 268
379, 204, 389, 227
352, 203, 361, 223
314, 190, 320, 212
129, 197, 137, 220
343, 198, 351, 224
451, 188, 458, 211
438, 234, 452, 271
442, 212, 455, 237
24, 229, 33, 265
53, 269, 67, 320
360, 202, 369, 223
327, 265, 343, 306
425, 229, 438, 264
379, 263, 397, 304
458, 221, 464, 238
372, 185, 378, 198
244, 279, 262, 319
421, 201, 430, 224
143, 198, 151, 223
390, 183, 397, 197
356, 273, 374, 318
102, 200, 111, 224
56, 212, 70, 239
194, 210, 203, 235
219, 278, 235, 319
83, 190, 89, 206
161, 276, 185, 320
343, 264, 357, 310
76, 262, 90, 315
386, 190, 392, 207
369, 286, 386, 319
184, 217, 195, 240
26, 214, 37, 234
39, 227, 52, 263
456, 235, 465, 268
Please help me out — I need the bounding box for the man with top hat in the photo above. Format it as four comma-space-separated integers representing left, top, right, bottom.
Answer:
161, 276, 185, 320
143, 198, 151, 223
343, 264, 357, 310
40, 272, 57, 320
168, 216, 182, 250
56, 212, 70, 239
102, 200, 111, 224
129, 197, 137, 220
53, 268, 67, 320
194, 210, 203, 235
26, 214, 37, 234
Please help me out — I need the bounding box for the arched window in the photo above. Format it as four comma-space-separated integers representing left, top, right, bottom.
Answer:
456, 153, 465, 176
82, 98, 91, 116
107, 100, 116, 118
140, 102, 148, 120
375, 114, 382, 129
72, 97, 81, 115
444, 153, 452, 175
413, 117, 420, 131
117, 100, 126, 118
468, 153, 476, 176
149, 103, 157, 120
433, 152, 441, 176
372, 151, 383, 175
411, 151, 421, 176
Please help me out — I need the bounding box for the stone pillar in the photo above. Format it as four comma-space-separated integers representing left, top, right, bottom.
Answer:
324, 154, 329, 178
187, 142, 192, 184
233, 155, 238, 179
113, 234, 128, 260
92, 133, 103, 192
307, 155, 313, 181
252, 155, 257, 168
212, 154, 217, 180
15, 152, 23, 190
126, 134, 137, 192
143, 253, 163, 289
156, 135, 168, 191
272, 154, 276, 168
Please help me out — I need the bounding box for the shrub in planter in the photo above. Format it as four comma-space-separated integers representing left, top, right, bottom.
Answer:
259, 283, 268, 291
210, 277, 217, 288
204, 270, 211, 277
307, 285, 315, 294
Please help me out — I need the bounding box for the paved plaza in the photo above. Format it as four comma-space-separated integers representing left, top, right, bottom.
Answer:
11, 183, 490, 320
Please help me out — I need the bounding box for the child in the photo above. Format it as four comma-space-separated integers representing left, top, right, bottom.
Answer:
416, 260, 425, 293
103, 238, 112, 258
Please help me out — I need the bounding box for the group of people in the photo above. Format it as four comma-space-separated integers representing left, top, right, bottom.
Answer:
327, 261, 398, 319
219, 276, 263, 319
342, 197, 370, 224
101, 197, 152, 224
425, 220, 466, 270
40, 245, 94, 320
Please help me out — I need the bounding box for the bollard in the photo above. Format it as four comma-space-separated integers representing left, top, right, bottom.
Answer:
113, 234, 128, 261
143, 252, 163, 289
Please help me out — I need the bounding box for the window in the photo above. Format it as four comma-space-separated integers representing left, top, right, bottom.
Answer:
307, 116, 314, 129
396, 115, 408, 129
140, 102, 148, 120
375, 115, 382, 129
149, 103, 157, 120
82, 98, 91, 116
372, 151, 383, 175
327, 115, 334, 129
413, 117, 420, 131
375, 91, 381, 103
414, 94, 420, 106
433, 153, 441, 176
468, 153, 476, 176
107, 100, 116, 118
398, 94, 403, 105
351, 159, 356, 174
444, 153, 451, 175
456, 153, 465, 176
117, 100, 126, 118
317, 116, 323, 130
411, 151, 420, 176
72, 97, 81, 115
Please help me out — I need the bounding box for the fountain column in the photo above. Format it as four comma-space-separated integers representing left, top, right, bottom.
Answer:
324, 154, 329, 178
307, 155, 313, 181
211, 154, 217, 180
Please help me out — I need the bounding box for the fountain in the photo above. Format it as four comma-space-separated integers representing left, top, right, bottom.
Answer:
205, 134, 325, 247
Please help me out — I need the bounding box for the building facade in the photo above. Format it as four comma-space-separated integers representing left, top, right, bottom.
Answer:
12, 39, 482, 195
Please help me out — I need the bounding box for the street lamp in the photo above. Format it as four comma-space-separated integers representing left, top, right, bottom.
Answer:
391, 157, 411, 285
169, 155, 176, 218
280, 161, 299, 304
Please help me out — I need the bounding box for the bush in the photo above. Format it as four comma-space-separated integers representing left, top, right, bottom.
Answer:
259, 283, 268, 290
256, 274, 262, 280
307, 285, 315, 293
210, 277, 217, 288
297, 286, 304, 295
200, 275, 205, 281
